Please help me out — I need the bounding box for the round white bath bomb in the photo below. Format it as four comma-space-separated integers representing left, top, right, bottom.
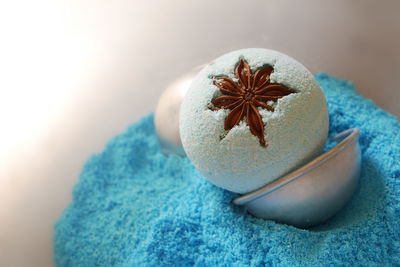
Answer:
179, 48, 329, 194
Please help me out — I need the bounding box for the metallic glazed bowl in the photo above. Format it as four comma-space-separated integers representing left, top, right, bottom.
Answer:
154, 65, 205, 156
155, 67, 361, 228
233, 128, 361, 228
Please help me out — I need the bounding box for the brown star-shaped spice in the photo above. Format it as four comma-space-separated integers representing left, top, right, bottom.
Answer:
211, 58, 295, 147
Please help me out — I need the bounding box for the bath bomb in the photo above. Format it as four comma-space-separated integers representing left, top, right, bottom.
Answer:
179, 48, 329, 194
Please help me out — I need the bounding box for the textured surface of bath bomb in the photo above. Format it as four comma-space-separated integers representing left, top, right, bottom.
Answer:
180, 48, 329, 193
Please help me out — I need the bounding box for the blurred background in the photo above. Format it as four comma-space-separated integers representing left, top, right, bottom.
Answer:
0, 0, 399, 266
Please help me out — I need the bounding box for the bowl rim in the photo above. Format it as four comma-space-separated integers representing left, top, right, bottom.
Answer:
233, 128, 360, 205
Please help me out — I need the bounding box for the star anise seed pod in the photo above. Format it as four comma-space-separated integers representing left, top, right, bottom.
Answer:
211, 58, 295, 147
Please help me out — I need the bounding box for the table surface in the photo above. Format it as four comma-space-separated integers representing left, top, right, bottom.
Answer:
1, 0, 399, 266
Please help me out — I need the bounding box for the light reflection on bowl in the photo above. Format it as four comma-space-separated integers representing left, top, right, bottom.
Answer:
233, 128, 361, 228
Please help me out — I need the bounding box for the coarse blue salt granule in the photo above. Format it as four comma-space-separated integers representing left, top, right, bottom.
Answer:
180, 48, 329, 193
54, 73, 400, 266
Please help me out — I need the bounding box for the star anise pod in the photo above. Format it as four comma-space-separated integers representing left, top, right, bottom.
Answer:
211, 58, 295, 147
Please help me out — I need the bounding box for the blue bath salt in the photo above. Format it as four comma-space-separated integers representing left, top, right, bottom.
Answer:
54, 74, 400, 266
